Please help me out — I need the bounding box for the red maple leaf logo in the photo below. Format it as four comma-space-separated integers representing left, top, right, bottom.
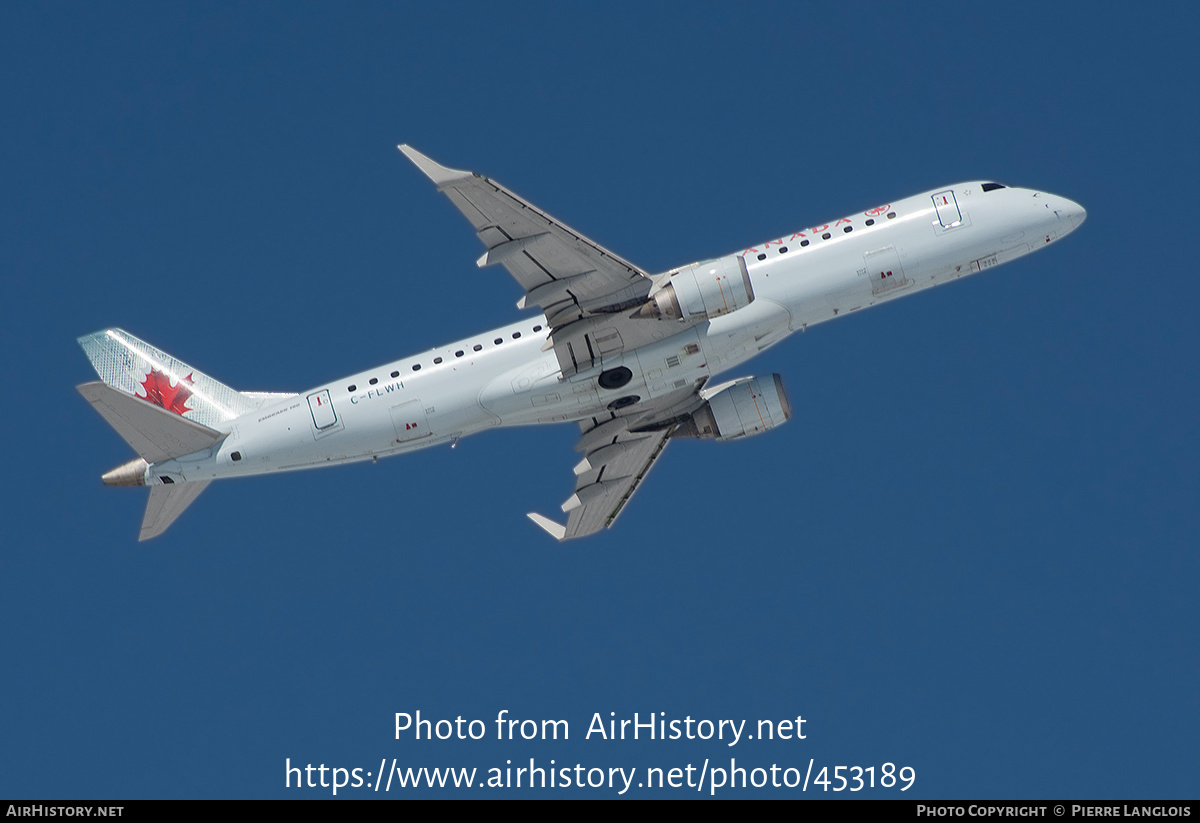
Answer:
139, 368, 195, 416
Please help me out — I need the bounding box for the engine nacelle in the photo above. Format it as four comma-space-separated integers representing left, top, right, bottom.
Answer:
637, 254, 754, 321
675, 375, 791, 440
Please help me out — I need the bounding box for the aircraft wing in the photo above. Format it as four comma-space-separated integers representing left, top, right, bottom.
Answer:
527, 382, 707, 541
528, 422, 671, 541
400, 145, 659, 377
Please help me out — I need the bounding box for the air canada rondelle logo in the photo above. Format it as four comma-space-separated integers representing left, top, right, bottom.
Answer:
139, 367, 195, 415
865, 204, 891, 217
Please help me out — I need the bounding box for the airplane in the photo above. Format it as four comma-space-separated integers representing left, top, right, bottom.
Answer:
77, 146, 1086, 541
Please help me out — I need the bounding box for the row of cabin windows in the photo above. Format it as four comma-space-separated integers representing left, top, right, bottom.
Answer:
347, 325, 545, 392
755, 211, 897, 260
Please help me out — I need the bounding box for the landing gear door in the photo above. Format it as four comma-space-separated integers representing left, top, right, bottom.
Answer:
932, 190, 962, 228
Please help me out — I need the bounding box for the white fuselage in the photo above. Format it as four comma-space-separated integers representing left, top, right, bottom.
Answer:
150, 182, 1085, 484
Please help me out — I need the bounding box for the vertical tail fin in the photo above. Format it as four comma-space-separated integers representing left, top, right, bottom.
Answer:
78, 328, 258, 428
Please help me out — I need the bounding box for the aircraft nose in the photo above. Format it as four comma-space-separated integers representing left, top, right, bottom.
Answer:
1038, 192, 1086, 238
1062, 197, 1087, 232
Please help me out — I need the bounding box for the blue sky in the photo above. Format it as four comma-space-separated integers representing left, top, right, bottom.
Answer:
2, 3, 1197, 798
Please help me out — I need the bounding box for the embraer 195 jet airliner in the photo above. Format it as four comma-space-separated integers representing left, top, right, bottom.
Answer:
78, 146, 1085, 541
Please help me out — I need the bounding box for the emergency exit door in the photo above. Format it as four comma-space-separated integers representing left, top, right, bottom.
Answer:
864, 245, 909, 296
390, 400, 431, 443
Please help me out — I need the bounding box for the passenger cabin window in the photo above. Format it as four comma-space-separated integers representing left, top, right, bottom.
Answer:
391, 371, 399, 378
434, 357, 443, 364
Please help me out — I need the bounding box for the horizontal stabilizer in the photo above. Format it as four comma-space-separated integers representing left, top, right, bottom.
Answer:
78, 382, 225, 463
141, 481, 210, 541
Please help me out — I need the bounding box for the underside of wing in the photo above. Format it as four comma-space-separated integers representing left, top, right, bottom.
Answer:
526, 381, 709, 541
529, 422, 672, 542
400, 145, 665, 377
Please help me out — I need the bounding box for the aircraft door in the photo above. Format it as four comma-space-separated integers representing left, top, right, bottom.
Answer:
932, 190, 962, 227
307, 390, 338, 429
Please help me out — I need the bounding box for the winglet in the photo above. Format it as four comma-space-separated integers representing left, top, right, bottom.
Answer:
527, 512, 566, 541
398, 144, 473, 186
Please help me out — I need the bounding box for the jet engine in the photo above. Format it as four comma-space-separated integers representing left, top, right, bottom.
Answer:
674, 375, 791, 440
636, 254, 754, 322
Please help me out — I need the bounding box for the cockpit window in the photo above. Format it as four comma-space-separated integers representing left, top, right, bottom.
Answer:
981, 182, 1007, 192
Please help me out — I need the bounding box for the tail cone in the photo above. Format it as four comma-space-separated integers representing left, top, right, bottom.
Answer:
102, 457, 149, 486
